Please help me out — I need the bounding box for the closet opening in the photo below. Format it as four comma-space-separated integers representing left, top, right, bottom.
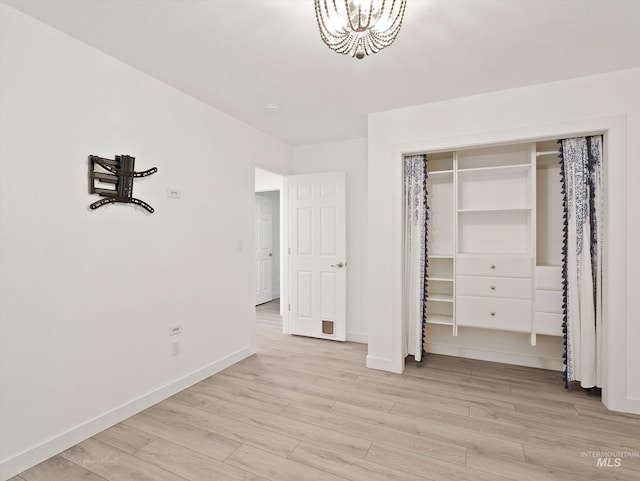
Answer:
403, 134, 606, 391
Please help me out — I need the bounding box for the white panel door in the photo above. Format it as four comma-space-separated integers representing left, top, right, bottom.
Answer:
255, 194, 273, 305
289, 172, 346, 341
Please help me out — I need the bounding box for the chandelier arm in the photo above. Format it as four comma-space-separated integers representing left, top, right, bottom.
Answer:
343, 0, 378, 32
317, 0, 358, 53
382, 0, 402, 24
377, 0, 388, 27
370, 17, 404, 41
316, 1, 347, 46
383, 0, 405, 31
343, 0, 358, 32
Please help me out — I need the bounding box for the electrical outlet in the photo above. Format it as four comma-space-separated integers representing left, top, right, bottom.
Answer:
167, 188, 180, 199
171, 340, 180, 356
168, 324, 182, 336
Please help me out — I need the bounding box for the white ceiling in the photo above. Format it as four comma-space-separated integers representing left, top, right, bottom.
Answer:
3, 0, 640, 146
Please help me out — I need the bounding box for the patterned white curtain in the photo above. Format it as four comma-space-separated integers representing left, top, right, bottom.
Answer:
403, 154, 428, 362
560, 136, 603, 388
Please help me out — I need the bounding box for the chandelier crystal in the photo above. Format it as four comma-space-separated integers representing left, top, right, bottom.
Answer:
314, 0, 407, 59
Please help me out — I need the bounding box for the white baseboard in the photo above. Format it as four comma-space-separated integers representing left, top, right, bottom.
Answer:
346, 331, 368, 344
425, 342, 564, 371
366, 354, 403, 374
623, 397, 640, 415
603, 395, 640, 415
0, 346, 252, 481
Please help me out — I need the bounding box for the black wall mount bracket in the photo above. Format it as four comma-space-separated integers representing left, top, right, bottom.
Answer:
88, 154, 158, 213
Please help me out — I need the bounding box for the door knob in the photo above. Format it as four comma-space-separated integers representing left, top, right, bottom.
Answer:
331, 262, 345, 268
269, 253, 273, 256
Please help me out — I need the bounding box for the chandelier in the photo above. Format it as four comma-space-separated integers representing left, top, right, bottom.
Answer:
314, 0, 407, 59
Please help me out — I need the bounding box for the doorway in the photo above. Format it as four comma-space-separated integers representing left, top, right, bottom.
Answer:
254, 168, 285, 321
255, 192, 279, 305
253, 168, 348, 341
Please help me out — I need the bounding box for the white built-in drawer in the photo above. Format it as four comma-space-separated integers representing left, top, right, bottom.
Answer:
457, 254, 532, 278
456, 296, 531, 332
456, 276, 532, 299
534, 312, 563, 336
534, 289, 563, 314
535, 266, 562, 290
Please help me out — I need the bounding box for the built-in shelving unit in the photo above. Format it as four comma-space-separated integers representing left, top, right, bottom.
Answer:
456, 144, 534, 337
532, 139, 564, 345
422, 141, 564, 344
425, 152, 455, 329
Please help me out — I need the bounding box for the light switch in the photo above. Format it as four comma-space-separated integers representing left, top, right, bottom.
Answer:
168, 324, 182, 336
167, 188, 180, 199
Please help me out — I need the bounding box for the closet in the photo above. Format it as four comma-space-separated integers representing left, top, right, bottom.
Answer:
425, 140, 563, 345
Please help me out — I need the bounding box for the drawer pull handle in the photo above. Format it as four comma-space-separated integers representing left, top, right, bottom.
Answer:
490, 285, 496, 290
490, 264, 496, 269
490, 312, 496, 316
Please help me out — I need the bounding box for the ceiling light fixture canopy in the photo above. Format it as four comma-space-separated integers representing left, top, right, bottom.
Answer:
315, 0, 406, 59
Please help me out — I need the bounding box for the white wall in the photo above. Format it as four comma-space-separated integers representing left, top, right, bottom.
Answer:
0, 5, 292, 479
367, 68, 640, 414
292, 139, 368, 343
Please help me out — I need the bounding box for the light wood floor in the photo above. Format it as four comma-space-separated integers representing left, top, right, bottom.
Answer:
12, 299, 640, 481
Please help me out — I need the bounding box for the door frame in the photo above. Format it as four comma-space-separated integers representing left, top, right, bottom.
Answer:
382, 114, 629, 412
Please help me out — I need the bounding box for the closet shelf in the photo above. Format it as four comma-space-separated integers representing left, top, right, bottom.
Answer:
427, 275, 453, 282
428, 254, 454, 259
428, 170, 454, 179
426, 314, 454, 326
457, 163, 531, 177
457, 207, 531, 214
427, 294, 454, 303
457, 251, 532, 256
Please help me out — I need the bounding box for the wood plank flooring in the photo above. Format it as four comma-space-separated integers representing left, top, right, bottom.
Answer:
14, 299, 640, 481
